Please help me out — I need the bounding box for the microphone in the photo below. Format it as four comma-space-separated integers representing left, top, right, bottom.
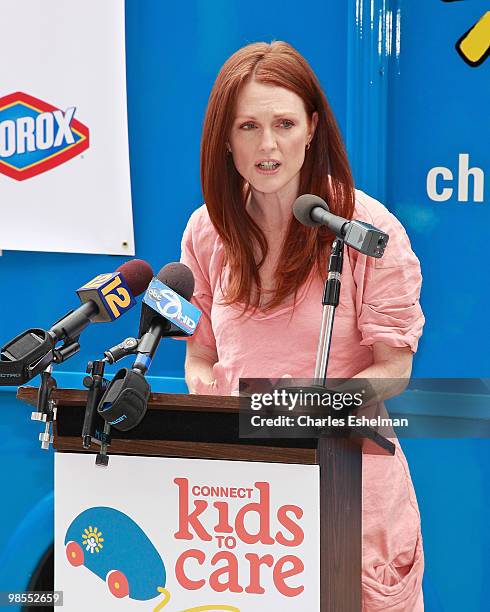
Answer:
51, 259, 154, 338
103, 262, 198, 365
134, 262, 197, 372
293, 194, 389, 258
0, 259, 154, 386
97, 263, 200, 432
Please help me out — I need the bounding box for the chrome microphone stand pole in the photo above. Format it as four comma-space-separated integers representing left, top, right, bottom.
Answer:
314, 238, 345, 385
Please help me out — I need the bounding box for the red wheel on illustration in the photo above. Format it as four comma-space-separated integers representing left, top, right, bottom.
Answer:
107, 569, 129, 598
65, 541, 84, 567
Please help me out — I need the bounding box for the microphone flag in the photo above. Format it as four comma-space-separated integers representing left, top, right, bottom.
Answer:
142, 278, 201, 335
76, 272, 136, 322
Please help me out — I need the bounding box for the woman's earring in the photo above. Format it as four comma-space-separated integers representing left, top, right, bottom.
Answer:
225, 142, 232, 154
306, 141, 311, 150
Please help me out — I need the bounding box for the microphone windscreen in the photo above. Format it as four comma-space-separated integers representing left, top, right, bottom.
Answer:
156, 263, 195, 301
117, 259, 154, 297
293, 194, 330, 227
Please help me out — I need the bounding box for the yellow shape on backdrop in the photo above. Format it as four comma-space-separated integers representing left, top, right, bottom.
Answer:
457, 11, 490, 65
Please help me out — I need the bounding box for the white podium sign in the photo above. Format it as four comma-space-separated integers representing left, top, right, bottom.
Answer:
55, 453, 320, 611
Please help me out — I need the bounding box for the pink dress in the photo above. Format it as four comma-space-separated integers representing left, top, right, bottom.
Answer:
180, 189, 425, 611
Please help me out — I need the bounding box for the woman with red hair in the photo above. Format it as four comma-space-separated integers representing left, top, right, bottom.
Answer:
181, 41, 425, 610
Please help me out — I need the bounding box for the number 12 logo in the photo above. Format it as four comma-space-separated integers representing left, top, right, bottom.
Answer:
101, 276, 133, 319
77, 272, 136, 322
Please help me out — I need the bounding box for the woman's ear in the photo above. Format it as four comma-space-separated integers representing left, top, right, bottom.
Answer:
306, 112, 319, 149
310, 111, 319, 138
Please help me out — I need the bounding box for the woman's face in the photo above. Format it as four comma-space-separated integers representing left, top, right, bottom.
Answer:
229, 80, 317, 197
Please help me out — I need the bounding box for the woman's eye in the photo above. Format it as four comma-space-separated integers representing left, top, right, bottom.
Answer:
279, 119, 294, 129
240, 122, 256, 130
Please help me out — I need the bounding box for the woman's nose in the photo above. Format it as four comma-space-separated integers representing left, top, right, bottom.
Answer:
259, 128, 276, 152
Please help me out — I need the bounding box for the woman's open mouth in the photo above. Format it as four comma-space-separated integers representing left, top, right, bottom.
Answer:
255, 160, 281, 174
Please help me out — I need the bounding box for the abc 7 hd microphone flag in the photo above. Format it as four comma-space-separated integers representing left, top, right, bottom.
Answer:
0, 0, 134, 255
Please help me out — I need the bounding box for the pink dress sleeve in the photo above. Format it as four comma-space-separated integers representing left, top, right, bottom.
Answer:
179, 206, 217, 356
351, 195, 425, 352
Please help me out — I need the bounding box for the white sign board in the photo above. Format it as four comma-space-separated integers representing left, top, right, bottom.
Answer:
55, 453, 320, 611
0, 0, 134, 255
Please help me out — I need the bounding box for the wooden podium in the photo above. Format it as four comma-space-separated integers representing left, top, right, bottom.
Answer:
18, 387, 395, 612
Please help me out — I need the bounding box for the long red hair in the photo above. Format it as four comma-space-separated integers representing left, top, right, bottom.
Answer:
201, 41, 355, 311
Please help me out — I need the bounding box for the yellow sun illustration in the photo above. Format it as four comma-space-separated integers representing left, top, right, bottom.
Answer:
82, 525, 104, 554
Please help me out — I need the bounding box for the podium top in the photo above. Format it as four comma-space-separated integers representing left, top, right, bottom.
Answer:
17, 387, 240, 411
16, 387, 395, 463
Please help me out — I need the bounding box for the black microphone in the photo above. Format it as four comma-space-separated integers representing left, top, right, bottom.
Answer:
136, 262, 195, 369
137, 262, 195, 341
0, 259, 154, 386
103, 262, 196, 365
50, 259, 154, 340
97, 263, 198, 432
293, 194, 389, 258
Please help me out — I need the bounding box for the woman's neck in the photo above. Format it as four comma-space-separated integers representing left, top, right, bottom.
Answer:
247, 176, 299, 234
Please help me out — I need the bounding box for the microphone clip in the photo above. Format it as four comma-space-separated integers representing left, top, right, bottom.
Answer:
53, 337, 81, 364
104, 337, 140, 364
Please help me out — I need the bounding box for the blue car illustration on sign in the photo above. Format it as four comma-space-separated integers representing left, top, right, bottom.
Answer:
64, 506, 166, 601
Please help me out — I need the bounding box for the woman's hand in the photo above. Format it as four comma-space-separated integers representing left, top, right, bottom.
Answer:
185, 341, 218, 395
188, 375, 217, 395
353, 342, 413, 400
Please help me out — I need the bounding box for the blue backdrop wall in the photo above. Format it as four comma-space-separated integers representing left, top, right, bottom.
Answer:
0, 0, 348, 383
0, 1, 489, 610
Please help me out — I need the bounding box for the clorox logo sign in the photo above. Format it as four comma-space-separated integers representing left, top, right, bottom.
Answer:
0, 91, 89, 181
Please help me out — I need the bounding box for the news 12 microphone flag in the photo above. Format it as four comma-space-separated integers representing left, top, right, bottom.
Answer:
0, 0, 134, 255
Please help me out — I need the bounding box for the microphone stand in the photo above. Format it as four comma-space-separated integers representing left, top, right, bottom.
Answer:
94, 422, 112, 467
82, 359, 111, 465
314, 238, 344, 385
30, 336, 82, 450
31, 365, 57, 450
82, 337, 140, 467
